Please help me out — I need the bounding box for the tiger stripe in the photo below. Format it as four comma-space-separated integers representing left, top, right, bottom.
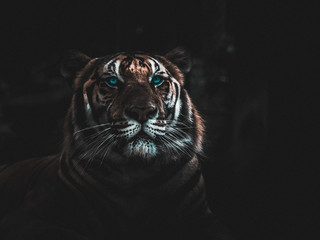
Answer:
55, 49, 219, 238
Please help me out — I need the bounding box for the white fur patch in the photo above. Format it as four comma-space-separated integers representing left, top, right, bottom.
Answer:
143, 123, 166, 138
117, 121, 141, 139
185, 93, 193, 123
83, 91, 97, 126
126, 138, 157, 158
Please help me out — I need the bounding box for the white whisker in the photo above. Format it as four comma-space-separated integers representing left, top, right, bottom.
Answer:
73, 123, 112, 135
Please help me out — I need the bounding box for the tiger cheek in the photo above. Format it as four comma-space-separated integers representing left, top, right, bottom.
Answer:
155, 96, 165, 118
156, 83, 169, 114
109, 101, 123, 120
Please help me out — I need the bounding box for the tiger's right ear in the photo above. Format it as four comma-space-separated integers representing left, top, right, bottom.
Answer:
60, 50, 91, 84
164, 47, 192, 74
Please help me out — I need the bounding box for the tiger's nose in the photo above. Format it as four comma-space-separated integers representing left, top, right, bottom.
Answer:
125, 106, 158, 123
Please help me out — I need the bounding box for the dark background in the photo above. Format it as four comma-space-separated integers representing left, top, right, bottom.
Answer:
0, 1, 319, 239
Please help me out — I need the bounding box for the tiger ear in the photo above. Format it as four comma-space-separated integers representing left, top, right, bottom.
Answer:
164, 47, 192, 73
60, 50, 91, 83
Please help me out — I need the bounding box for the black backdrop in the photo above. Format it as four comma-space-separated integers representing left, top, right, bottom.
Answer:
1, 1, 319, 240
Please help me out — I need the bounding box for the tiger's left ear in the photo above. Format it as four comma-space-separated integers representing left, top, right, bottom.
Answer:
60, 50, 91, 84
164, 47, 192, 73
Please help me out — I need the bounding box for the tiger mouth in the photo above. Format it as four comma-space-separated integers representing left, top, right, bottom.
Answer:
130, 131, 152, 141
112, 119, 167, 140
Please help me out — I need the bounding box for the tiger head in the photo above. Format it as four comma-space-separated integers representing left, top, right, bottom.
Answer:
61, 49, 204, 164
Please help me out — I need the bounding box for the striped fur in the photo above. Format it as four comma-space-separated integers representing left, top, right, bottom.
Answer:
62, 52, 204, 165
59, 51, 213, 235
0, 50, 234, 240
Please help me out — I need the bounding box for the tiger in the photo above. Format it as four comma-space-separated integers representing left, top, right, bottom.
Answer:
0, 48, 234, 240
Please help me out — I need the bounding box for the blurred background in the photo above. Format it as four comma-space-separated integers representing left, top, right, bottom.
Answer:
0, 1, 318, 239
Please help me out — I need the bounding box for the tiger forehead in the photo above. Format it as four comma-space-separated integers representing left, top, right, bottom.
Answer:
120, 57, 151, 75
102, 54, 164, 80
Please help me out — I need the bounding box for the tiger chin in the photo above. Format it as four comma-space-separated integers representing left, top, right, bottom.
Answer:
0, 48, 235, 240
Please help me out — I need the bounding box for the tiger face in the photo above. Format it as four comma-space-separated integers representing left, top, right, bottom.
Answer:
62, 49, 204, 164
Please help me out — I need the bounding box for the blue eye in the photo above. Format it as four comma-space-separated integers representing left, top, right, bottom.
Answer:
151, 76, 164, 87
105, 77, 119, 88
